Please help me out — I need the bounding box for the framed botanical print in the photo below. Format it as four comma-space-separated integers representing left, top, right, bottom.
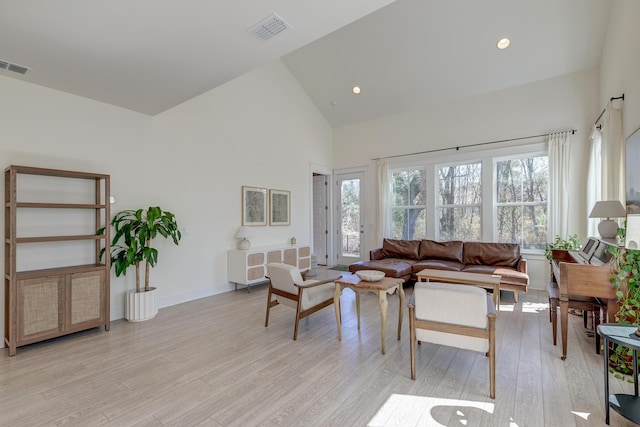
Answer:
242, 186, 268, 226
269, 189, 290, 226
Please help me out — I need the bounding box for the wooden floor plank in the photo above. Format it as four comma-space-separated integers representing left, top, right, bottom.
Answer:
1, 279, 635, 426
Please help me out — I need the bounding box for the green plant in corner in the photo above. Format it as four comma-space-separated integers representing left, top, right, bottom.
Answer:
607, 220, 640, 380
545, 234, 581, 262
98, 206, 181, 293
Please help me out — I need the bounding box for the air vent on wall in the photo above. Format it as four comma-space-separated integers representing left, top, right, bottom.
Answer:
247, 13, 292, 41
0, 58, 30, 75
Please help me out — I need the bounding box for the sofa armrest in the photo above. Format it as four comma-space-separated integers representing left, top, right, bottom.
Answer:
370, 248, 384, 260
517, 257, 528, 274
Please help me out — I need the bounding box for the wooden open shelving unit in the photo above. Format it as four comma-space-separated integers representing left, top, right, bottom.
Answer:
4, 165, 111, 356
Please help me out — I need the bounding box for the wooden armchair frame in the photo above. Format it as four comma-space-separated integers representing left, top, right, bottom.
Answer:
265, 264, 337, 340
409, 284, 496, 399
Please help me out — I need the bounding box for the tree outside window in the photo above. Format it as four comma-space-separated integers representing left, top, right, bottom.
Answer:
496, 155, 548, 250
437, 162, 482, 241
392, 169, 426, 240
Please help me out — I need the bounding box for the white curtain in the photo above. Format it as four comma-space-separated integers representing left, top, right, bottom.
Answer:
601, 103, 625, 204
377, 159, 392, 243
548, 131, 572, 240
587, 126, 602, 237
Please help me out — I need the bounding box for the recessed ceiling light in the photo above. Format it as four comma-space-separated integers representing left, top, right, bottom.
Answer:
352, 86, 361, 95
497, 38, 510, 49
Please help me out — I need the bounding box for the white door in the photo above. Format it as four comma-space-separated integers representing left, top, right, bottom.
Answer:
312, 174, 329, 265
336, 172, 365, 265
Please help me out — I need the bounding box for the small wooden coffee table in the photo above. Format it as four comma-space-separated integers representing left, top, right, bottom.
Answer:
415, 269, 501, 309
334, 273, 405, 355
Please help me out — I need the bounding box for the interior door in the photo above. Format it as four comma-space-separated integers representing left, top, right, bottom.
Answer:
312, 174, 329, 265
336, 172, 365, 265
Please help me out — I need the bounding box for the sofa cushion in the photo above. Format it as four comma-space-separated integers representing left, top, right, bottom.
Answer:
382, 238, 421, 260
461, 265, 529, 286
419, 240, 464, 263
463, 242, 520, 268
412, 259, 464, 274
349, 258, 415, 278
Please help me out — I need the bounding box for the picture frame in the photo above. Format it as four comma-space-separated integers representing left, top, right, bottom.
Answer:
269, 189, 290, 226
242, 186, 268, 226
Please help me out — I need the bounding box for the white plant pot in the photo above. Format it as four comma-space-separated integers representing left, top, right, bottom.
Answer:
125, 287, 158, 322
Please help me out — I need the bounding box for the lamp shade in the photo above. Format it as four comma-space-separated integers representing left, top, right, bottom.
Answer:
588, 200, 626, 219
235, 226, 254, 240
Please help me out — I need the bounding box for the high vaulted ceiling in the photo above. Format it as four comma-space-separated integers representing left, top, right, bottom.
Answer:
0, 0, 613, 127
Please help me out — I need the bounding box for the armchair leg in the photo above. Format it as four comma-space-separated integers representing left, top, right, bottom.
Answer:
409, 305, 416, 380
265, 282, 273, 327
293, 289, 303, 340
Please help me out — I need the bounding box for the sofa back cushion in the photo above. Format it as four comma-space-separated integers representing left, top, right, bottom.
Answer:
463, 242, 520, 268
418, 240, 464, 263
382, 238, 421, 260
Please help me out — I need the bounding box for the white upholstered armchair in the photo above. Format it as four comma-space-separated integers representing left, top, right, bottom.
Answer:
265, 263, 337, 340
409, 281, 497, 399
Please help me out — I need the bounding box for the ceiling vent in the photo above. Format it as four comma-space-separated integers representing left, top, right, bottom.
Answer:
247, 13, 292, 41
0, 59, 30, 75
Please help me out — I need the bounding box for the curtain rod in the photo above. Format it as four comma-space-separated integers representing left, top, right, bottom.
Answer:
371, 129, 577, 161
595, 94, 625, 129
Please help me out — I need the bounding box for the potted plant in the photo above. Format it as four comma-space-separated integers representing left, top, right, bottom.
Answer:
545, 234, 581, 262
607, 220, 640, 380
99, 206, 181, 321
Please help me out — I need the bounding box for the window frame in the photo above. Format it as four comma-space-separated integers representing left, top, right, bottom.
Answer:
390, 167, 427, 240
386, 142, 548, 254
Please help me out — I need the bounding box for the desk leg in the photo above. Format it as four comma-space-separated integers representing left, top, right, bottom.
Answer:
397, 285, 405, 340
560, 298, 568, 360
379, 290, 388, 355
334, 284, 342, 341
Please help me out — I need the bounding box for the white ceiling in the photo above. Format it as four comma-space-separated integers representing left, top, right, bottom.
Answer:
0, 0, 613, 127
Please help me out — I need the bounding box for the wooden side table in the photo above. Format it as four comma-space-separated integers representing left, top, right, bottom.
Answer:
598, 323, 640, 425
415, 269, 501, 309
334, 274, 405, 355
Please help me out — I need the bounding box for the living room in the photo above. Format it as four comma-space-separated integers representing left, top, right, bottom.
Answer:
1, 0, 640, 425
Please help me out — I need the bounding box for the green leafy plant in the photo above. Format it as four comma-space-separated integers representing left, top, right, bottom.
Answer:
99, 206, 181, 293
545, 234, 581, 261
607, 224, 640, 380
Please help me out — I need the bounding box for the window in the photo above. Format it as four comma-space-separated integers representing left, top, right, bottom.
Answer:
391, 169, 426, 240
437, 162, 482, 241
496, 155, 548, 250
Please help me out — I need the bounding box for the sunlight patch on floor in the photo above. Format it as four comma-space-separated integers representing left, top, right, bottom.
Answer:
368, 394, 501, 427
521, 301, 549, 313
499, 303, 516, 312
571, 411, 591, 420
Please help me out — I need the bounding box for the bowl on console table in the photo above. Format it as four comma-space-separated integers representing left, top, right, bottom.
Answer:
355, 270, 385, 282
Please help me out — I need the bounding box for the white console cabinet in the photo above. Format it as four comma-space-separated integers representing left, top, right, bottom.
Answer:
228, 245, 311, 291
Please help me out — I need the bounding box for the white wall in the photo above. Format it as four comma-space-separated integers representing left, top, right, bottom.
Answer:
600, 0, 640, 139
333, 68, 601, 290
0, 59, 333, 341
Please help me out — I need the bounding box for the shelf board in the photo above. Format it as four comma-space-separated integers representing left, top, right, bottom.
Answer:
6, 165, 109, 180
12, 264, 108, 280
14, 234, 106, 243
13, 202, 107, 209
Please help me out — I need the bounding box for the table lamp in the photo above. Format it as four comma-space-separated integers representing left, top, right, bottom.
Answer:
589, 200, 626, 239
235, 226, 255, 250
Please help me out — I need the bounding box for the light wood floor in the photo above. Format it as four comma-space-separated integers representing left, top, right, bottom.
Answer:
1, 280, 637, 426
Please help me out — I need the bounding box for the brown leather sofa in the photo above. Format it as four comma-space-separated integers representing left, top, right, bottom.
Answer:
348, 238, 529, 302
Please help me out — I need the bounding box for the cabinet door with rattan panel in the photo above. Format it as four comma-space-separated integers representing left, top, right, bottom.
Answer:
67, 270, 106, 332
16, 275, 65, 344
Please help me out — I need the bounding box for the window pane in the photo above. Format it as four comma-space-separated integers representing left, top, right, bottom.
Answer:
392, 208, 425, 240
497, 204, 548, 249
438, 163, 481, 205
392, 169, 426, 206
497, 156, 548, 203
438, 207, 481, 241
392, 169, 426, 240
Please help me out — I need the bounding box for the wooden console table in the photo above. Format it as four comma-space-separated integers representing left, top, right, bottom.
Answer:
333, 274, 404, 355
